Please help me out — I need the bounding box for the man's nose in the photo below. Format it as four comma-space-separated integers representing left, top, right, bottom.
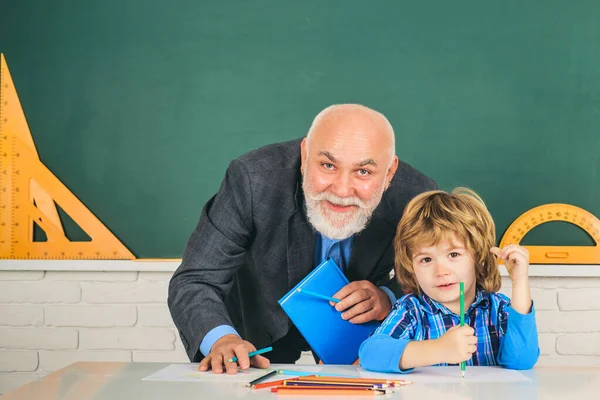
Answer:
330, 173, 353, 198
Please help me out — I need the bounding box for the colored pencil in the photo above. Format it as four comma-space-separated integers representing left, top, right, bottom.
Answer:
245, 369, 278, 387
296, 375, 410, 386
277, 369, 354, 378
227, 346, 273, 363
296, 288, 340, 303
274, 387, 385, 396
252, 377, 299, 389
284, 380, 386, 388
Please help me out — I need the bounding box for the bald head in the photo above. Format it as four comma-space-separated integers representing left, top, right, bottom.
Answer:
300, 104, 400, 239
306, 104, 396, 166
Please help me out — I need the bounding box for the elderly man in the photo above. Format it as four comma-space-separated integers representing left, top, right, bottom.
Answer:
168, 104, 437, 374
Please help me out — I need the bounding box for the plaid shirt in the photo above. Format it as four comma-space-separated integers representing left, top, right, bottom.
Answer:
359, 287, 539, 372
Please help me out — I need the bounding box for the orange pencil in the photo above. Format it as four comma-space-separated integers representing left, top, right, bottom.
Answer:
252, 378, 298, 389
275, 387, 384, 396
296, 375, 410, 386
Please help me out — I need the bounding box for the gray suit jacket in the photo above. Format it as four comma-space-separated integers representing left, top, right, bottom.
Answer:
168, 138, 437, 362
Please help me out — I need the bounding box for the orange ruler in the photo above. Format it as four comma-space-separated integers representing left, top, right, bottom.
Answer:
0, 54, 134, 259
499, 203, 600, 264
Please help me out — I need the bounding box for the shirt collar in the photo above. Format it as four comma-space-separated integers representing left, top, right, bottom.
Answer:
420, 286, 490, 315
318, 234, 354, 246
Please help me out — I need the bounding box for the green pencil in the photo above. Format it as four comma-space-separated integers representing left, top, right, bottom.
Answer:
460, 282, 466, 378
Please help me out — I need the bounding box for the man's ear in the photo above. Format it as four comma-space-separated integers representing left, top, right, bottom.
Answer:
300, 138, 308, 174
385, 156, 399, 189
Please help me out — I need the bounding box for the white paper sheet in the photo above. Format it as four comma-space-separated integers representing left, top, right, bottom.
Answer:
142, 364, 276, 383
142, 364, 327, 383
359, 366, 531, 383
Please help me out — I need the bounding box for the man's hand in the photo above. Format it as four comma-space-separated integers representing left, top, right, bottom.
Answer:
198, 334, 270, 374
436, 325, 477, 364
332, 280, 392, 324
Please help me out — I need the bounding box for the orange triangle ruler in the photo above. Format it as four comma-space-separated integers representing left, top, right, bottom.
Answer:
0, 54, 135, 259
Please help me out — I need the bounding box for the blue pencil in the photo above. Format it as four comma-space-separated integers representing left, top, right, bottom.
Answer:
227, 346, 273, 363
296, 288, 340, 303
277, 369, 356, 378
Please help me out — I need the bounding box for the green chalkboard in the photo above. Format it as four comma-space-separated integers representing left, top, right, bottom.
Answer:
1, 1, 599, 257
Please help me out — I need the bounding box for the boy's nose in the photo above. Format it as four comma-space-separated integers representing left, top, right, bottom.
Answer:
435, 263, 451, 276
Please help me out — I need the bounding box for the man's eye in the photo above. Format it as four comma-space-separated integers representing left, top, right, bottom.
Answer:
322, 163, 334, 170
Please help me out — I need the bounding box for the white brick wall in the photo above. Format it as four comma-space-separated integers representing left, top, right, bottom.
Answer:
0, 305, 44, 326
79, 328, 175, 350
0, 328, 78, 349
558, 290, 600, 310
45, 305, 137, 327
522, 278, 600, 366
0, 270, 599, 395
0, 351, 38, 372
0, 271, 44, 281
0, 282, 81, 303
556, 333, 600, 355
81, 282, 167, 303
137, 305, 175, 327
0, 270, 187, 395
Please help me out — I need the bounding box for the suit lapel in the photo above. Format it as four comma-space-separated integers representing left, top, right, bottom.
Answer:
287, 180, 316, 290
346, 193, 396, 282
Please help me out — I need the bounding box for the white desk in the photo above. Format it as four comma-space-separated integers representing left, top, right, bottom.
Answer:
3, 362, 600, 399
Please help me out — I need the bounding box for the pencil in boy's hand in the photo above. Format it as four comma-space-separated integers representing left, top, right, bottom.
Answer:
460, 281, 466, 378
227, 346, 273, 363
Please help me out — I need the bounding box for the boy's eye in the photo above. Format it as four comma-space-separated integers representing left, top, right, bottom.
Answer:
420, 257, 432, 263
449, 252, 460, 258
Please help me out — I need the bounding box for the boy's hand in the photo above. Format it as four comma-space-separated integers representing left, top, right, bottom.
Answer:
490, 245, 530, 283
437, 325, 477, 364
491, 245, 533, 314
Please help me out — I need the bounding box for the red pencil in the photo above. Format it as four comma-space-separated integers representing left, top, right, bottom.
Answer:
252, 377, 298, 389
273, 387, 385, 396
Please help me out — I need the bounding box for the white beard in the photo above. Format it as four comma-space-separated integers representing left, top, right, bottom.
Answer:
302, 172, 386, 240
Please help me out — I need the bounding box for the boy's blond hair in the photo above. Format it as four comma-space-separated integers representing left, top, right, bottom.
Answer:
394, 187, 501, 295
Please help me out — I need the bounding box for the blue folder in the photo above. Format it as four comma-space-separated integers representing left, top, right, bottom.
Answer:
278, 258, 379, 364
